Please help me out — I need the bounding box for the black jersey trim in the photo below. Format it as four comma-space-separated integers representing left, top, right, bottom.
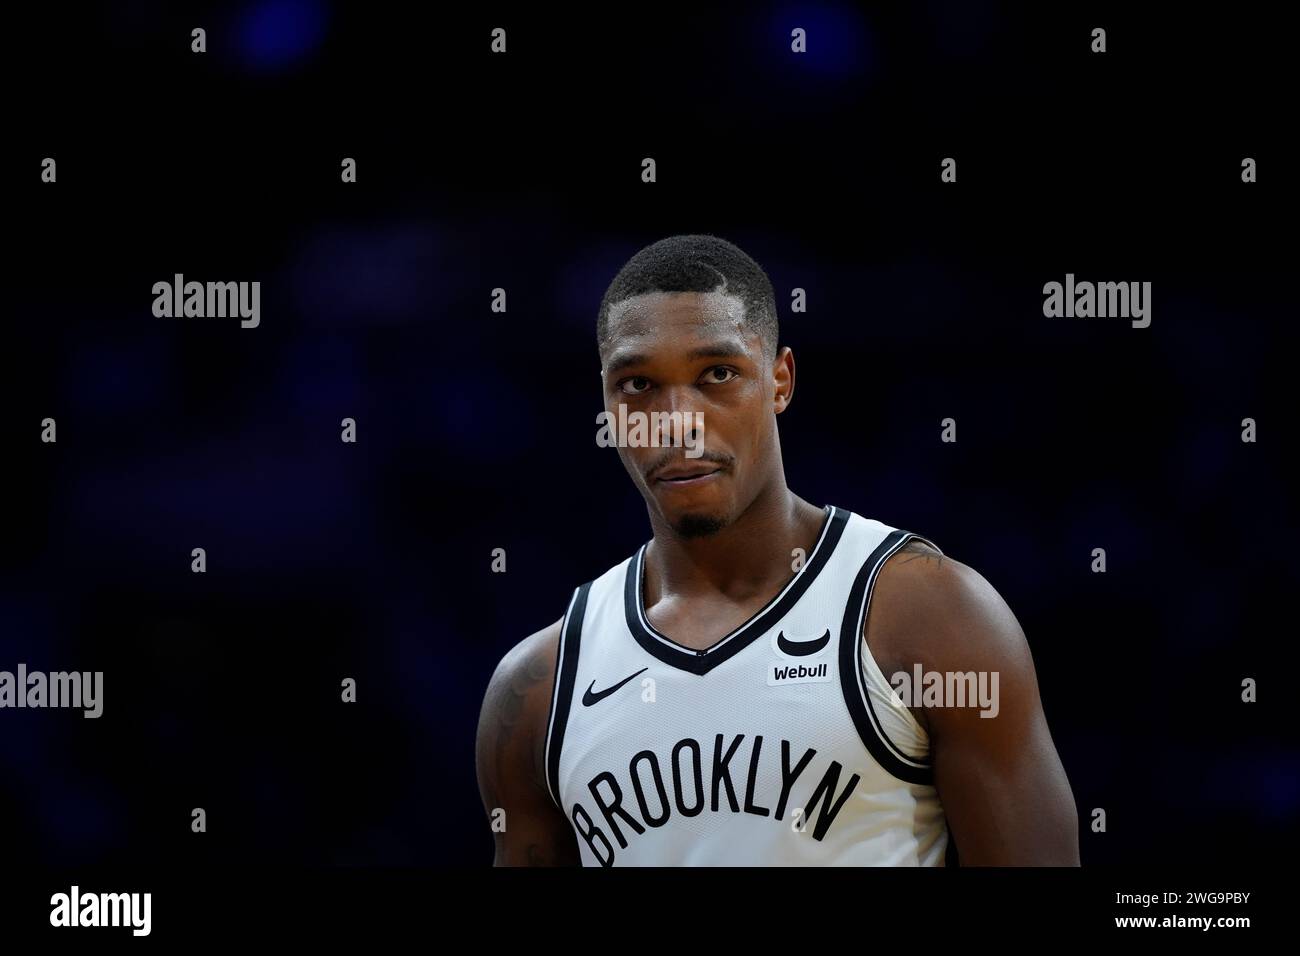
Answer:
622, 505, 849, 676
544, 581, 591, 809
838, 529, 937, 786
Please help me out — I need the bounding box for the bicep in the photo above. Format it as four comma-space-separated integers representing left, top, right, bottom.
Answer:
932, 686, 1078, 865
878, 561, 1081, 868
903, 564, 1079, 865
475, 624, 581, 866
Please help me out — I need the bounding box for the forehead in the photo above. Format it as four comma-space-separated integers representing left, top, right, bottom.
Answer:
602, 291, 756, 358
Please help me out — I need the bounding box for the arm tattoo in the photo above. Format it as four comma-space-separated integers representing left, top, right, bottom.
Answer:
481, 636, 577, 865
897, 537, 945, 567
486, 642, 553, 798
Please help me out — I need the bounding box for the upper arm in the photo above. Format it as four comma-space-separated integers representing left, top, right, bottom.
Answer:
867, 542, 1080, 865
475, 619, 581, 866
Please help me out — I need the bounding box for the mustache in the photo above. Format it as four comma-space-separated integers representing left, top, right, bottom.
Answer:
644, 448, 733, 481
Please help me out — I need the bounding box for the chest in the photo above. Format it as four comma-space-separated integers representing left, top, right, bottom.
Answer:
641, 582, 794, 651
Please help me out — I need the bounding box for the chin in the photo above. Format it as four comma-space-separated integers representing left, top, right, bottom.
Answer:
669, 509, 731, 539
647, 476, 736, 538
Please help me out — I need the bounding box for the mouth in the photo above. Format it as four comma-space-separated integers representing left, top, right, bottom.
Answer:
653, 464, 724, 486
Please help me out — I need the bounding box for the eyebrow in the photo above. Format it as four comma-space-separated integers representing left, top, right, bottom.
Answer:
603, 342, 748, 377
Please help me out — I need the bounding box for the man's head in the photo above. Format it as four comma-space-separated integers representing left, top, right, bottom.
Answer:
596, 234, 794, 538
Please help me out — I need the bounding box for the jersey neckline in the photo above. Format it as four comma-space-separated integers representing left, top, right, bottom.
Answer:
622, 504, 850, 676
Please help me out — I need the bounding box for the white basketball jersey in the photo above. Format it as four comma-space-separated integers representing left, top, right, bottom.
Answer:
543, 505, 951, 866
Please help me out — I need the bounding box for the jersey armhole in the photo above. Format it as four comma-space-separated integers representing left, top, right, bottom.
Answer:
542, 581, 591, 810
868, 532, 941, 748
837, 529, 938, 786
859, 630, 930, 751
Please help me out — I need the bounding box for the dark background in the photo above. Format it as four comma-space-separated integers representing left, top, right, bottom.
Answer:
2, 1, 1294, 868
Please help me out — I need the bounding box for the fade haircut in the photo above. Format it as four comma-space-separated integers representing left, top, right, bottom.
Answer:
597, 234, 779, 359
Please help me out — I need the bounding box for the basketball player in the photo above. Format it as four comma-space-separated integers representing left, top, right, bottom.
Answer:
476, 235, 1079, 866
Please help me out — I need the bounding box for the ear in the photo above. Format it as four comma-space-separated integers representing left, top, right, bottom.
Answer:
772, 346, 795, 414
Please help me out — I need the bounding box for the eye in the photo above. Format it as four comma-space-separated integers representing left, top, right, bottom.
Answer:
619, 376, 652, 395
701, 366, 738, 384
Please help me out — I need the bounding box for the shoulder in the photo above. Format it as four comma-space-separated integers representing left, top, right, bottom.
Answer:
477, 568, 610, 765
491, 618, 564, 687
481, 618, 564, 729
476, 618, 565, 794
866, 537, 1032, 677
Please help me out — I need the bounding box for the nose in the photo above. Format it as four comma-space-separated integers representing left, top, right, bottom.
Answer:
651, 384, 702, 450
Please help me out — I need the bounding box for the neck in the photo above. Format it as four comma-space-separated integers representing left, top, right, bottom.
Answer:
643, 479, 827, 602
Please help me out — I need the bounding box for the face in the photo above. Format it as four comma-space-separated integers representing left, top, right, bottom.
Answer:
599, 291, 793, 538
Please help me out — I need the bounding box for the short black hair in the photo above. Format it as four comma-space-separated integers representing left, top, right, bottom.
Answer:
597, 234, 779, 359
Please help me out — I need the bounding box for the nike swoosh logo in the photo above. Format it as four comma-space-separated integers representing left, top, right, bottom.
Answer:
582, 667, 648, 706
775, 629, 830, 656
